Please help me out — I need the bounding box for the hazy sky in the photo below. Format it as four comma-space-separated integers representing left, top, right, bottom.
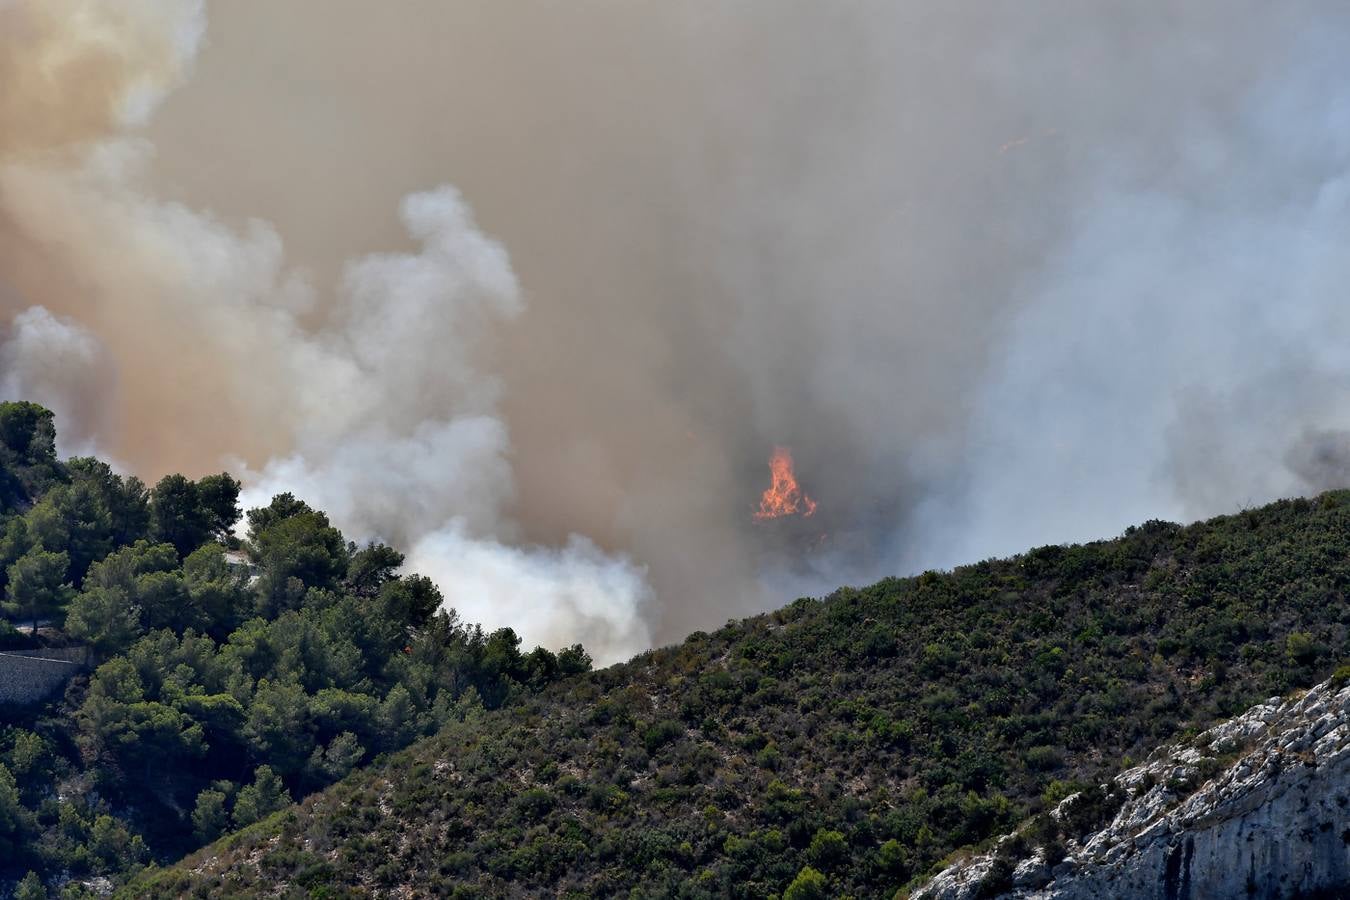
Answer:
5, 1, 1350, 658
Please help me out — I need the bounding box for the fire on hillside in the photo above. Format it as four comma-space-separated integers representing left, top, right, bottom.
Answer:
753, 446, 817, 521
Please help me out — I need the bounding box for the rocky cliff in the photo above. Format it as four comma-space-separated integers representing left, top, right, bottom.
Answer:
917, 674, 1350, 900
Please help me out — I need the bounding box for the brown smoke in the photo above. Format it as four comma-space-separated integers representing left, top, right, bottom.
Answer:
0, 0, 202, 157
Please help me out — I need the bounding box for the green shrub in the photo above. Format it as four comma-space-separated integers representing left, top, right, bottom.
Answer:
643, 720, 685, 754
784, 865, 827, 900
807, 829, 847, 868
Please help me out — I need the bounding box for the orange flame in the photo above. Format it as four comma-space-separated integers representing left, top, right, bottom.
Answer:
754, 446, 817, 521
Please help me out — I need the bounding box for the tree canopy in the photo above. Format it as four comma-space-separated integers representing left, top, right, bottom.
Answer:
0, 403, 591, 893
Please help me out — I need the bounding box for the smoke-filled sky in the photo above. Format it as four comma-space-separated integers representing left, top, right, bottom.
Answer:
5, 1, 1350, 662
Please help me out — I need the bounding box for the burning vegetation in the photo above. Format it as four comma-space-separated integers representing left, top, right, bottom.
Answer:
754, 446, 817, 521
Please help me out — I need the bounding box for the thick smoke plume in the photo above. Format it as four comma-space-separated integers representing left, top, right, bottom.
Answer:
0, 0, 650, 662
6, 2, 1350, 656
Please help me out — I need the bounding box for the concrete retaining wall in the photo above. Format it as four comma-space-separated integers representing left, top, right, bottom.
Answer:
0, 647, 89, 706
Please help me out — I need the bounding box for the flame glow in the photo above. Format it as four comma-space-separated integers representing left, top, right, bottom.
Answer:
754, 446, 817, 521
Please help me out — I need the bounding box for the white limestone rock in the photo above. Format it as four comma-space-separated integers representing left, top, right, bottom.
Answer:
915, 675, 1350, 899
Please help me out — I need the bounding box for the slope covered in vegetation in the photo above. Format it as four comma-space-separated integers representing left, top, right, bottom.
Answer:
0, 403, 588, 896
141, 487, 1350, 898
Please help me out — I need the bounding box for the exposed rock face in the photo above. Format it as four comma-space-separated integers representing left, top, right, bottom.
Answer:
917, 675, 1350, 899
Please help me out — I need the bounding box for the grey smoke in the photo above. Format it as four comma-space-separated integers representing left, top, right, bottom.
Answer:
4, 1, 1350, 656
1287, 430, 1350, 497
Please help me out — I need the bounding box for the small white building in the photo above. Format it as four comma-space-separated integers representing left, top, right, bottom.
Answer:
223, 549, 262, 586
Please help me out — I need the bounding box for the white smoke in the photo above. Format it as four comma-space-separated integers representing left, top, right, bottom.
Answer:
0, 0, 651, 664
405, 526, 652, 662
905, 38, 1350, 569
234, 187, 653, 662
0, 306, 113, 457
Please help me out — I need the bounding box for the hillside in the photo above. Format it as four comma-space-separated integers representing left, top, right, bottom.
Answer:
137, 492, 1350, 898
